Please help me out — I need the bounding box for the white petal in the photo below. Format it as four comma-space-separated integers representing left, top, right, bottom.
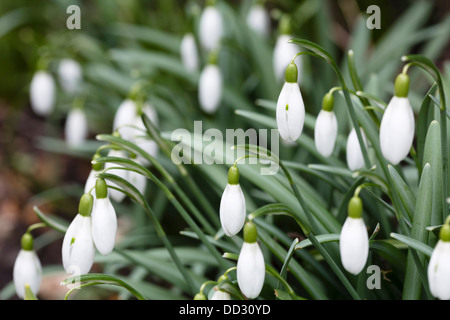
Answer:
246, 4, 270, 37
339, 217, 369, 275
237, 242, 265, 299
30, 71, 55, 116
199, 6, 223, 51
379, 96, 415, 165
180, 33, 199, 72
346, 127, 367, 171
66, 216, 95, 275
105, 149, 129, 202
129, 168, 147, 196
276, 82, 304, 143
211, 289, 231, 300
62, 214, 84, 271
65, 108, 88, 147
273, 34, 301, 82
13, 250, 42, 299
314, 110, 338, 157
113, 99, 138, 141
199, 64, 223, 114
428, 241, 450, 300
58, 59, 82, 93
219, 184, 246, 237
91, 198, 117, 255
84, 169, 99, 196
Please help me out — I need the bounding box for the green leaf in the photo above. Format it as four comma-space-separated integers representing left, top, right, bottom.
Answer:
387, 165, 416, 221
390, 233, 433, 258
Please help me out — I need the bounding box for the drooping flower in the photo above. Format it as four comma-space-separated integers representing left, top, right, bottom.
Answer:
346, 127, 368, 171
339, 196, 369, 275
13, 233, 42, 299
58, 58, 82, 93
246, 3, 270, 38
91, 178, 117, 255
62, 193, 96, 276
314, 93, 338, 157
428, 223, 450, 300
180, 33, 199, 72
198, 59, 223, 114
276, 62, 305, 143
219, 166, 246, 237
30, 70, 56, 116
379, 73, 415, 165
104, 148, 129, 203
65, 107, 88, 147
198, 2, 223, 51
237, 221, 265, 299
84, 153, 103, 198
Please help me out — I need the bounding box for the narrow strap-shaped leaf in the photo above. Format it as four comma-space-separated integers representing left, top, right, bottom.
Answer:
390, 233, 433, 258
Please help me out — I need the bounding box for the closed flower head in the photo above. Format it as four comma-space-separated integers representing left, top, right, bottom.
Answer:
314, 93, 338, 157
65, 107, 88, 147
219, 166, 246, 237
346, 127, 368, 171
180, 33, 199, 72
379, 73, 415, 165
198, 60, 223, 114
58, 58, 82, 93
276, 63, 305, 143
199, 3, 223, 51
339, 196, 369, 275
428, 223, 450, 300
30, 70, 56, 116
237, 221, 265, 299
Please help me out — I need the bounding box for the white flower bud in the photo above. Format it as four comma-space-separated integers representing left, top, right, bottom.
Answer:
58, 59, 82, 93
30, 71, 56, 116
273, 34, 301, 82
379, 96, 415, 165
62, 214, 95, 276
198, 64, 223, 114
276, 81, 305, 143
428, 225, 450, 300
13, 249, 42, 299
199, 5, 223, 51
237, 241, 265, 299
246, 4, 270, 38
339, 216, 369, 275
65, 108, 88, 147
180, 33, 199, 72
346, 127, 368, 171
314, 109, 338, 157
91, 197, 117, 255
219, 183, 246, 237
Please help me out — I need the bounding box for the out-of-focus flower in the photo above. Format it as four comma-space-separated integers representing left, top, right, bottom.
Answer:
65, 108, 88, 147
104, 148, 129, 203
199, 3, 223, 51
273, 16, 300, 82
58, 58, 82, 93
339, 196, 369, 275
219, 166, 246, 237
246, 3, 270, 38
62, 193, 96, 276
180, 33, 199, 72
237, 221, 265, 299
346, 127, 368, 171
276, 62, 305, 143
13, 233, 42, 299
379, 73, 415, 165
198, 62, 222, 114
314, 93, 338, 157
30, 71, 56, 116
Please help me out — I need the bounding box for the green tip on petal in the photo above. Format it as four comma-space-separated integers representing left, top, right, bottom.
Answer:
279, 14, 291, 35
285, 63, 298, 83
243, 221, 258, 243
79, 193, 94, 217
348, 196, 363, 219
95, 178, 108, 199
440, 224, 450, 242
21, 233, 34, 251
322, 93, 334, 112
394, 73, 410, 98
228, 166, 239, 185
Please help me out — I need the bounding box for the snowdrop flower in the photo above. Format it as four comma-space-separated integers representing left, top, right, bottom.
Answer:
180, 33, 199, 72
219, 166, 246, 237
13, 233, 42, 299
113, 99, 140, 141
428, 223, 450, 300
62, 193, 96, 276
246, 3, 270, 38
58, 58, 82, 93
276, 62, 305, 143
84, 153, 103, 198
339, 196, 369, 275
346, 127, 368, 171
237, 221, 265, 299
65, 107, 88, 147
91, 178, 117, 255
198, 2, 223, 51
104, 148, 129, 203
379, 73, 415, 165
30, 70, 56, 116
314, 93, 338, 157
273, 16, 300, 82
210, 288, 231, 300
198, 60, 223, 114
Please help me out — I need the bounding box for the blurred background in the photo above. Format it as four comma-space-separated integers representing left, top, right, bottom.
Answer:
0, 0, 449, 300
